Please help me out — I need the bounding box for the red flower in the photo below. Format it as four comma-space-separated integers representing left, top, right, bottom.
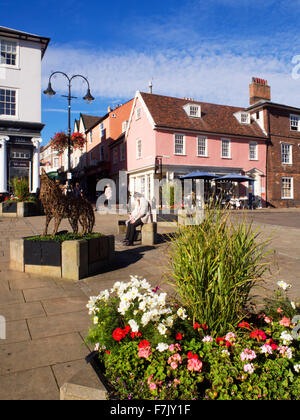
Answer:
176, 333, 183, 340
4, 197, 8, 201
266, 338, 278, 350
112, 328, 125, 342
123, 325, 131, 335
139, 340, 151, 349
193, 322, 201, 329
238, 321, 251, 330
105, 350, 111, 355
187, 351, 198, 360
131, 331, 142, 339
250, 329, 267, 341
216, 337, 231, 347
202, 323, 208, 330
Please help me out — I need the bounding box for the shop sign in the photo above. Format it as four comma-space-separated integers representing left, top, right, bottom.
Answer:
10, 160, 30, 168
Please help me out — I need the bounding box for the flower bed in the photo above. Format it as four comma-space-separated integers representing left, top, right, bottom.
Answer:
86, 276, 300, 400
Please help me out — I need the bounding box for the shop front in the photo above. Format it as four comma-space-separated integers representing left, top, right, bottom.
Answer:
0, 135, 41, 195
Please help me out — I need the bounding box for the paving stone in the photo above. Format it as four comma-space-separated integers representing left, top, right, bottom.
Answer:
27, 311, 90, 340
0, 332, 89, 375
0, 367, 59, 400
51, 359, 87, 388
23, 286, 84, 303
0, 289, 25, 306
9, 275, 58, 291
0, 301, 45, 322
2, 319, 31, 344
41, 296, 89, 316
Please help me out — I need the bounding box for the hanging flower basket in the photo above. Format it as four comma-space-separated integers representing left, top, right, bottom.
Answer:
50, 132, 69, 153
71, 132, 87, 150
50, 132, 87, 153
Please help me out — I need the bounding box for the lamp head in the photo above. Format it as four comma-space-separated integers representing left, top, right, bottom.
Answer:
43, 81, 56, 97
83, 88, 95, 104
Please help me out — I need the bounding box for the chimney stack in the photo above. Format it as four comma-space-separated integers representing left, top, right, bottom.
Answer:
107, 106, 112, 112
249, 77, 271, 105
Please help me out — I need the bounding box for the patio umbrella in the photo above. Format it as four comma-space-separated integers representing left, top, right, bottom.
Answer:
180, 171, 217, 180
216, 173, 254, 182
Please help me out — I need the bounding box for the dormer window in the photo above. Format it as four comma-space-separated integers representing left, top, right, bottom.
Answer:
234, 111, 250, 124
183, 103, 201, 118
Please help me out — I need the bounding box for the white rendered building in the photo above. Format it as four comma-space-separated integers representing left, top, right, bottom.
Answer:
0, 26, 50, 194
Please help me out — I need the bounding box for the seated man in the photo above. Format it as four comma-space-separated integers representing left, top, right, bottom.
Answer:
123, 193, 152, 246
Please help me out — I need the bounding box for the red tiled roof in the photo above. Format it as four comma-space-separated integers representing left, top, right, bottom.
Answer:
140, 92, 267, 139
80, 114, 104, 132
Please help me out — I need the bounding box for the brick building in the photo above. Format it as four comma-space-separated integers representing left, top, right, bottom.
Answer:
247, 78, 300, 207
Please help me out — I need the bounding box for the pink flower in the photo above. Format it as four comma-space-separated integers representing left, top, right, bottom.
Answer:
149, 383, 157, 390
187, 358, 203, 372
168, 344, 175, 352
264, 316, 272, 324
240, 348, 257, 362
173, 379, 180, 387
138, 346, 152, 359
170, 362, 178, 370
279, 317, 291, 327
277, 307, 283, 314
243, 363, 255, 374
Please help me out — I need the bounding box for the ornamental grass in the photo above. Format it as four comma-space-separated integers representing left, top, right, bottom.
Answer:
167, 206, 272, 336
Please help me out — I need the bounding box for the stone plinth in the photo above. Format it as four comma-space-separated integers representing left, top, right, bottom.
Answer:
141, 222, 157, 246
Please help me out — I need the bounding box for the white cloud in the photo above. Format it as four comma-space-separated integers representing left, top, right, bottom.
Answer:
42, 40, 300, 110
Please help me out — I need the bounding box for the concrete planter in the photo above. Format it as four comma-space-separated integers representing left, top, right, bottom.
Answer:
10, 235, 115, 281
0, 201, 42, 217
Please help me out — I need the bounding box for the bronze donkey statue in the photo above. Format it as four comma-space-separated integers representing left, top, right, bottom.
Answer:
39, 169, 95, 236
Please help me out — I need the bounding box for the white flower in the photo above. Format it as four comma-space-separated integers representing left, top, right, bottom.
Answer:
202, 335, 213, 343
280, 331, 293, 345
157, 293, 167, 306
277, 281, 291, 291
140, 278, 151, 290
294, 364, 300, 373
157, 323, 168, 336
291, 301, 296, 310
93, 316, 99, 325
128, 287, 140, 300
98, 289, 109, 301
130, 275, 141, 288
165, 315, 174, 328
139, 300, 147, 312
141, 311, 152, 326
177, 307, 187, 320
221, 349, 230, 357
128, 319, 139, 333
156, 343, 169, 352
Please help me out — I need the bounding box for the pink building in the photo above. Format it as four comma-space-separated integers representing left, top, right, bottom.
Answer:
126, 91, 268, 206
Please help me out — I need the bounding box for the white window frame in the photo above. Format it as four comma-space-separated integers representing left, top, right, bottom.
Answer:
0, 87, 18, 118
221, 138, 231, 159
89, 131, 93, 144
135, 108, 141, 120
290, 114, 300, 132
249, 142, 258, 160
189, 105, 201, 118
281, 143, 292, 164
0, 38, 19, 68
122, 120, 128, 133
100, 123, 105, 138
197, 136, 207, 157
281, 177, 293, 199
174, 133, 186, 155
136, 138, 142, 159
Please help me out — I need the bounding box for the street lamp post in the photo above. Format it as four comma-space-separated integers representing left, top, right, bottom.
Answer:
43, 72, 94, 195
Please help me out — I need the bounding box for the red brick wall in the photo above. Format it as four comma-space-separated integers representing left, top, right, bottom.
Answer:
266, 107, 300, 207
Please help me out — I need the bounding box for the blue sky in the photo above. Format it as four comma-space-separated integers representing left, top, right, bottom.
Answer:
2, 0, 300, 145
